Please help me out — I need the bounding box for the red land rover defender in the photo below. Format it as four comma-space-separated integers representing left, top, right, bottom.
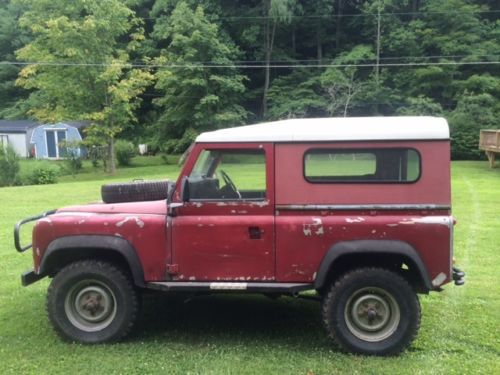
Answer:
15, 117, 464, 356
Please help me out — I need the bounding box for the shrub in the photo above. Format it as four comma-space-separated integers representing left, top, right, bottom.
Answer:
0, 144, 20, 187
115, 140, 135, 167
87, 145, 108, 170
60, 141, 83, 176
28, 166, 59, 185
449, 93, 498, 160
160, 128, 198, 155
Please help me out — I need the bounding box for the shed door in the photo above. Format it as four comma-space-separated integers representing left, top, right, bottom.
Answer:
46, 130, 67, 158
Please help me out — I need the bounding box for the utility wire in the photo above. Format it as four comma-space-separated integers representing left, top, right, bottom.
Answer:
142, 9, 500, 20
1, 60, 499, 69
125, 54, 500, 65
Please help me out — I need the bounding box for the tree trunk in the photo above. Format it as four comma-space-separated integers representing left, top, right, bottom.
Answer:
316, 23, 323, 64
107, 137, 116, 174
335, 0, 344, 50
375, 3, 382, 114
411, 0, 419, 20
263, 15, 276, 118
375, 6, 381, 86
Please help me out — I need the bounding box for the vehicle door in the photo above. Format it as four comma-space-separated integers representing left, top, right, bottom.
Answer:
171, 143, 275, 281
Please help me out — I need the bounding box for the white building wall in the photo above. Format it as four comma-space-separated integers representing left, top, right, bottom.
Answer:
5, 133, 28, 157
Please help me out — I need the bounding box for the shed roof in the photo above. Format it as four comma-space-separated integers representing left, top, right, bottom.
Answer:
0, 120, 38, 133
0, 120, 89, 134
196, 117, 449, 143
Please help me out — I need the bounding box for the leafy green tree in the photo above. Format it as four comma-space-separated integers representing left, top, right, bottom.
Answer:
153, 2, 247, 144
0, 144, 20, 186
262, 0, 297, 117
0, 0, 30, 118
396, 96, 444, 116
449, 93, 499, 160
267, 69, 328, 119
15, 0, 153, 173
321, 45, 375, 116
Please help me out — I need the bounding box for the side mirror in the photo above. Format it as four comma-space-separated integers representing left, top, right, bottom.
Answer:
180, 176, 190, 202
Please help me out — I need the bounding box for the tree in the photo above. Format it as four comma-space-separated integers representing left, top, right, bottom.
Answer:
262, 0, 297, 117
321, 45, 375, 116
449, 93, 499, 160
396, 96, 443, 116
15, 0, 153, 173
153, 2, 247, 144
0, 0, 30, 118
0, 144, 20, 186
267, 68, 328, 119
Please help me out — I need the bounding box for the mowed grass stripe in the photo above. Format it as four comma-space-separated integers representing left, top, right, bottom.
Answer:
0, 160, 498, 374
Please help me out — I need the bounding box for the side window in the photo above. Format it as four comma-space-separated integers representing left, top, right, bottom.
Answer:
304, 148, 420, 183
189, 149, 266, 200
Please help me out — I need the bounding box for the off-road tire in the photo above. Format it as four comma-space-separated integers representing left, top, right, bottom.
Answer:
46, 260, 140, 344
322, 267, 421, 356
101, 180, 171, 203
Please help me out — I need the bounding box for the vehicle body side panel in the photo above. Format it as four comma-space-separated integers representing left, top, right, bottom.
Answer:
171, 142, 276, 281
275, 210, 452, 286
275, 141, 451, 205
32, 211, 168, 281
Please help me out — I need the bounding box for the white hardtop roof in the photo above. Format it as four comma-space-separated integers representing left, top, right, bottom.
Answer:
196, 116, 449, 143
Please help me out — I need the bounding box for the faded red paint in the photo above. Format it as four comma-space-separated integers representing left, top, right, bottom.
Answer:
275, 141, 451, 205
32, 204, 168, 281
275, 211, 452, 283
30, 138, 454, 289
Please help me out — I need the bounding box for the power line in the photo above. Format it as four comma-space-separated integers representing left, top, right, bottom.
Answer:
142, 9, 500, 20
2, 60, 499, 69
129, 54, 500, 65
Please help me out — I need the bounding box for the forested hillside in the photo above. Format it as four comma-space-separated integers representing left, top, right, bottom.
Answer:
1, 0, 499, 159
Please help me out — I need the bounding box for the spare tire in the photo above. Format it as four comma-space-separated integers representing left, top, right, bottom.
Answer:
101, 180, 173, 203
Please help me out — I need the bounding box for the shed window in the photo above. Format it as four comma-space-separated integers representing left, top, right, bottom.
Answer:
304, 148, 420, 183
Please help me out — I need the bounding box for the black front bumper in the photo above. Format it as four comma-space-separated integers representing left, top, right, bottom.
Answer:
14, 209, 56, 253
21, 270, 45, 287
452, 266, 465, 286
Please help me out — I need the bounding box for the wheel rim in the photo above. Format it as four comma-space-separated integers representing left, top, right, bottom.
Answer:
344, 287, 400, 342
64, 279, 117, 332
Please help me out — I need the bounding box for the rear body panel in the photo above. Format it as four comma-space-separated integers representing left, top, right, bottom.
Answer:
275, 209, 452, 284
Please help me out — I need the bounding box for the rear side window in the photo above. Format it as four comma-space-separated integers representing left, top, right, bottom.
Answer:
304, 148, 420, 183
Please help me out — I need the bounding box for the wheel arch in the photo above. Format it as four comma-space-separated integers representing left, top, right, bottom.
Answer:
314, 240, 432, 293
40, 235, 145, 287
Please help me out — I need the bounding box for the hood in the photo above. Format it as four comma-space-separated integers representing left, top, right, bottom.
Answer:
57, 200, 167, 215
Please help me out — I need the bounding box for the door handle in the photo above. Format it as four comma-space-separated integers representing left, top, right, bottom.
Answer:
248, 226, 262, 239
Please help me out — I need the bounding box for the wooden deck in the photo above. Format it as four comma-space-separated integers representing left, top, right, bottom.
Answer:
479, 129, 500, 168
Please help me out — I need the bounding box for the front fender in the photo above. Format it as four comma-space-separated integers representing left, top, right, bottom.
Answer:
40, 235, 145, 287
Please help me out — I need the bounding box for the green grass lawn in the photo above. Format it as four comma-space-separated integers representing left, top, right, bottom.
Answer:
0, 161, 498, 374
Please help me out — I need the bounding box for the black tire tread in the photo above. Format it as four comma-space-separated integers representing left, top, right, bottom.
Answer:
321, 267, 421, 356
46, 260, 139, 343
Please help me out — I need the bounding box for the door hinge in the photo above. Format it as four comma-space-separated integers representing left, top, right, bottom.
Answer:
166, 264, 179, 275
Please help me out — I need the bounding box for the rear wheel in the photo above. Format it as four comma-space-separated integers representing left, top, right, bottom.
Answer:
47, 260, 140, 343
322, 268, 420, 356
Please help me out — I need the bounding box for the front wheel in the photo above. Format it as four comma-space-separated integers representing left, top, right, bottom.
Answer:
47, 260, 140, 343
322, 268, 421, 356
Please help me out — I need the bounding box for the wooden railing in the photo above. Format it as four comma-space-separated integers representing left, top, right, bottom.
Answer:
479, 129, 500, 168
